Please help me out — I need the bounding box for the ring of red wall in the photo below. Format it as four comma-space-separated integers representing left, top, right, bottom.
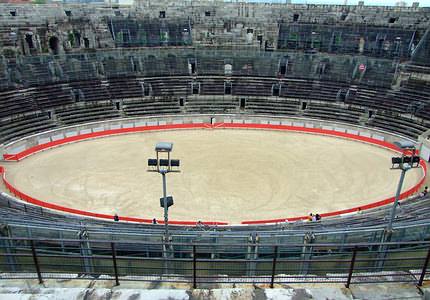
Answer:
0, 122, 427, 226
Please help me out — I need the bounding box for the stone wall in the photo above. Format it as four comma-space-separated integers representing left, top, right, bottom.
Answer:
0, 2, 429, 59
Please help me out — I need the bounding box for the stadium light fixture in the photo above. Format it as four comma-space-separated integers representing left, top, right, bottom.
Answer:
148, 142, 180, 241
387, 142, 420, 232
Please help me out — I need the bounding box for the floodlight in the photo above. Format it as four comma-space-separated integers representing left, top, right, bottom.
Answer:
392, 157, 402, 164
148, 159, 157, 166
159, 159, 169, 166
155, 142, 173, 152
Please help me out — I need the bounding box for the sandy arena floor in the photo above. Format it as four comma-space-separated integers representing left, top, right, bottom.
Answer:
1, 129, 424, 223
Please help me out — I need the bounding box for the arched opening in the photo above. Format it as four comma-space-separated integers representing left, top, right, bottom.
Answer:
166, 54, 177, 70
25, 33, 34, 49
49, 36, 60, 55
83, 37, 90, 48
74, 31, 81, 47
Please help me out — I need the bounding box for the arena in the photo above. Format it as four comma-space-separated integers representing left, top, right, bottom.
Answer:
1, 1, 430, 296
2, 128, 424, 224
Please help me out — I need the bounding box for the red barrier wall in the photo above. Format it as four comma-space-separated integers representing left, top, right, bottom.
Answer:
1, 122, 427, 225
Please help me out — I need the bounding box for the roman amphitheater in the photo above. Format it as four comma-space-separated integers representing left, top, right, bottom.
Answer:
1, 1, 430, 298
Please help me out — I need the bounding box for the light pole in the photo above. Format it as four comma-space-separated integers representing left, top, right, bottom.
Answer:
147, 142, 180, 241
160, 169, 169, 237
388, 141, 421, 232
378, 141, 421, 270
387, 162, 411, 232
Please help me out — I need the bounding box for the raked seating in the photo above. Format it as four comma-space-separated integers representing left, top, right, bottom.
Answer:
55, 103, 120, 125
69, 80, 111, 102
122, 98, 181, 117
0, 88, 36, 119
0, 112, 56, 144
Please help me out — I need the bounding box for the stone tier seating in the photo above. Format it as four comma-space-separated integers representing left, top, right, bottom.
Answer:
232, 78, 275, 97
1, 76, 430, 146
246, 98, 300, 116
122, 98, 181, 117
200, 78, 226, 95
1, 186, 429, 243
279, 78, 313, 99
0, 113, 56, 144
108, 77, 144, 99
197, 57, 226, 76
18, 61, 52, 86
102, 58, 135, 78
69, 80, 111, 102
184, 96, 238, 114
0, 88, 36, 119
55, 103, 120, 126
59, 59, 98, 82
402, 80, 430, 120
32, 84, 74, 110
345, 80, 430, 116
303, 102, 364, 125
146, 78, 191, 97
142, 55, 189, 77
366, 113, 428, 140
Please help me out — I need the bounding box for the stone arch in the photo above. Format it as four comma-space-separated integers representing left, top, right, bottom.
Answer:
49, 36, 60, 55
25, 33, 34, 49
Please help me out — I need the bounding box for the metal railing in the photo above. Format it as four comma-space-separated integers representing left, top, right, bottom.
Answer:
1, 237, 430, 288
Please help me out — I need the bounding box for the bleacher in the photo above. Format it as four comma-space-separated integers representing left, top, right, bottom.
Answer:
184, 96, 238, 114
55, 103, 120, 125
246, 98, 300, 116
0, 113, 56, 144
0, 74, 429, 145
122, 98, 181, 116
366, 113, 428, 139
0, 88, 36, 118
108, 77, 144, 99
303, 102, 364, 125
68, 80, 111, 102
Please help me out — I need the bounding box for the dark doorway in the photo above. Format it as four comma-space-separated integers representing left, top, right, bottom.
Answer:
272, 85, 280, 96
224, 82, 232, 95
192, 83, 200, 95
25, 34, 34, 49
240, 98, 246, 110
49, 36, 60, 55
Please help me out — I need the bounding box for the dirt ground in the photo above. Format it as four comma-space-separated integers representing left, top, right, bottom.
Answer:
1, 129, 424, 223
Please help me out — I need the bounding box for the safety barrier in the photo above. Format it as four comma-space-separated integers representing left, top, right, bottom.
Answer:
1, 237, 430, 288
0, 122, 427, 225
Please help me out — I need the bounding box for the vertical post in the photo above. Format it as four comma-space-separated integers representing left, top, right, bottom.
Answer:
270, 245, 278, 288
161, 171, 169, 239
30, 240, 43, 284
345, 247, 358, 288
111, 242, 120, 286
418, 247, 430, 286
193, 245, 197, 289
388, 167, 407, 232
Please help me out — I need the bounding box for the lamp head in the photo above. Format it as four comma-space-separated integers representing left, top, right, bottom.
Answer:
402, 163, 411, 171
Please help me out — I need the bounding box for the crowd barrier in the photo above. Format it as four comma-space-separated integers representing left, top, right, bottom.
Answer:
0, 122, 427, 225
